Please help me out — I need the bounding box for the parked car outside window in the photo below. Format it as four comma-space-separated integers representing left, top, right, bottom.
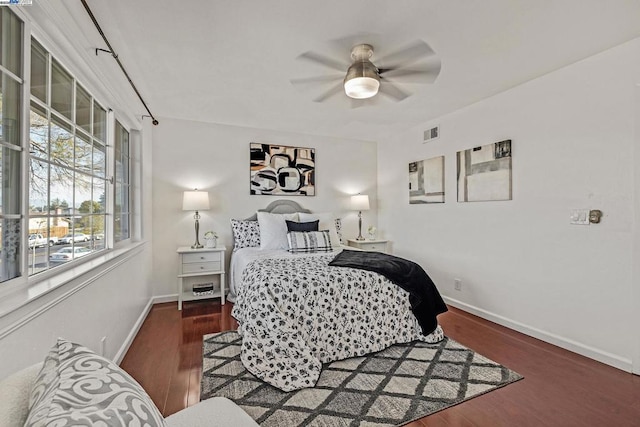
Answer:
60, 233, 90, 244
49, 246, 93, 264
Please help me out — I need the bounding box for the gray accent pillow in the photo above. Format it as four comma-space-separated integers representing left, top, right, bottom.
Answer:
230, 219, 260, 251
25, 338, 166, 427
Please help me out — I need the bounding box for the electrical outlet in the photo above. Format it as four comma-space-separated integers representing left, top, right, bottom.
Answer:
454, 278, 462, 291
100, 336, 107, 356
570, 209, 590, 225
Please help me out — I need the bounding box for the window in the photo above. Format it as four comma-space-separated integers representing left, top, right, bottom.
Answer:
30, 38, 47, 103
114, 121, 130, 242
75, 84, 90, 133
0, 10, 139, 286
28, 37, 109, 276
0, 8, 23, 283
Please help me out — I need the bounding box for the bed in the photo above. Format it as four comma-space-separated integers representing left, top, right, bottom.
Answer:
229, 200, 447, 392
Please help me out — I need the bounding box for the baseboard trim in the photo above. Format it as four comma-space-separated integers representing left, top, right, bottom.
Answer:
443, 296, 632, 372
114, 294, 178, 364
151, 294, 178, 304
114, 298, 153, 364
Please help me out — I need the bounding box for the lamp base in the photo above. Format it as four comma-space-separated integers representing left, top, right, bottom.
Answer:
356, 210, 365, 241
191, 211, 203, 249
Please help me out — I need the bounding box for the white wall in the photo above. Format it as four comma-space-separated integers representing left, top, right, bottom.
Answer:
151, 119, 378, 297
378, 38, 640, 370
0, 247, 154, 379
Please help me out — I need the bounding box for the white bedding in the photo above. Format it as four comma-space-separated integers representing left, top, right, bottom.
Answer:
230, 248, 444, 391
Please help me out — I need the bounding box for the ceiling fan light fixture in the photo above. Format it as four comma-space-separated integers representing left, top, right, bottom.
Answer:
344, 75, 380, 99
293, 41, 441, 104
344, 45, 380, 99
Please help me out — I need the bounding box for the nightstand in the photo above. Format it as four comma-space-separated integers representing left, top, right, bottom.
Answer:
176, 247, 226, 310
347, 239, 389, 253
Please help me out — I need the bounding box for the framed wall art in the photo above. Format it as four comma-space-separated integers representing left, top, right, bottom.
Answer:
457, 139, 512, 202
409, 156, 445, 204
250, 143, 315, 196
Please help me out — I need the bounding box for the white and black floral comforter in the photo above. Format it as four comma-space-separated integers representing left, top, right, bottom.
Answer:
231, 249, 444, 391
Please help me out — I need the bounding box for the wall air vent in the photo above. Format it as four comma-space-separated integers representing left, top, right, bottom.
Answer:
423, 126, 439, 143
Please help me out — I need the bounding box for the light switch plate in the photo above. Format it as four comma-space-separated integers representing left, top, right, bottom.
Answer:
570, 209, 590, 225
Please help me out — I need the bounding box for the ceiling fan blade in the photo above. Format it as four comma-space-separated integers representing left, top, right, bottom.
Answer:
350, 98, 364, 109
376, 40, 436, 70
379, 63, 442, 84
349, 95, 382, 109
298, 51, 348, 72
290, 74, 343, 87
378, 82, 410, 101
313, 83, 344, 102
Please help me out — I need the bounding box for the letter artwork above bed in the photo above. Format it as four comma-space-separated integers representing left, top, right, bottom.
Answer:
229, 199, 448, 391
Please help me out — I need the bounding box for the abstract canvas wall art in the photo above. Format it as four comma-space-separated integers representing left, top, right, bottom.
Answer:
250, 143, 315, 196
409, 156, 445, 204
457, 140, 512, 202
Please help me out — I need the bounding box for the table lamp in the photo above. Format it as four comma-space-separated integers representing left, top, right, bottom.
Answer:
183, 190, 210, 249
351, 194, 370, 241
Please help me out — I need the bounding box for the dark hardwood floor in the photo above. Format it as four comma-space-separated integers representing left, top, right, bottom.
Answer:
120, 301, 640, 426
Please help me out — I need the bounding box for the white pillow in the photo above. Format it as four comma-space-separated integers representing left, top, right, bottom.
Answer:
298, 212, 341, 248
257, 211, 299, 250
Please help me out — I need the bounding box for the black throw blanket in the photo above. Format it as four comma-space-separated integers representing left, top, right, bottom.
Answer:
329, 250, 448, 335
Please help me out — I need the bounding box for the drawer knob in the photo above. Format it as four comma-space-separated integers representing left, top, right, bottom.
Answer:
200, 256, 205, 259
200, 266, 204, 269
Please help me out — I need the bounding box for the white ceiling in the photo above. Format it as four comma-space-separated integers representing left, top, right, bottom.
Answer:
55, 0, 640, 142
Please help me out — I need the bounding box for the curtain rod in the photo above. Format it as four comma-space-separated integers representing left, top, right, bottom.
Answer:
80, 0, 159, 126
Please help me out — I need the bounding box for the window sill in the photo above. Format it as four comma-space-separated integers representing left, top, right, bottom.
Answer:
0, 241, 148, 322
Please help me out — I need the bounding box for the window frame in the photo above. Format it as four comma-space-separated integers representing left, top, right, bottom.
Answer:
114, 119, 131, 244
0, 6, 27, 287
0, 7, 141, 294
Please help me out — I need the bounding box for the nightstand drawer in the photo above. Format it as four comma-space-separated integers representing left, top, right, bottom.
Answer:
182, 261, 221, 274
361, 243, 385, 251
347, 239, 389, 253
183, 252, 221, 264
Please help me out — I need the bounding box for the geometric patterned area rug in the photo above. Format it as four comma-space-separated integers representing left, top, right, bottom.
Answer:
201, 331, 522, 426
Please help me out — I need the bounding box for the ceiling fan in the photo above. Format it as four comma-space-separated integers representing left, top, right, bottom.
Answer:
291, 39, 441, 104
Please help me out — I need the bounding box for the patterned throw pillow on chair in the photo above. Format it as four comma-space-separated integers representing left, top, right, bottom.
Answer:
25, 338, 166, 427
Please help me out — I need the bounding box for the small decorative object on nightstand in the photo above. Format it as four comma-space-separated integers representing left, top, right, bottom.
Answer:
347, 238, 389, 253
204, 231, 218, 248
177, 247, 226, 310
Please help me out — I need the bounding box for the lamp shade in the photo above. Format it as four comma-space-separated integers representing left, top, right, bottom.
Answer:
182, 190, 210, 211
351, 194, 370, 211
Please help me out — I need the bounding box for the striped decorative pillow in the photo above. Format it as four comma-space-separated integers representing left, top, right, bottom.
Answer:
287, 230, 333, 253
